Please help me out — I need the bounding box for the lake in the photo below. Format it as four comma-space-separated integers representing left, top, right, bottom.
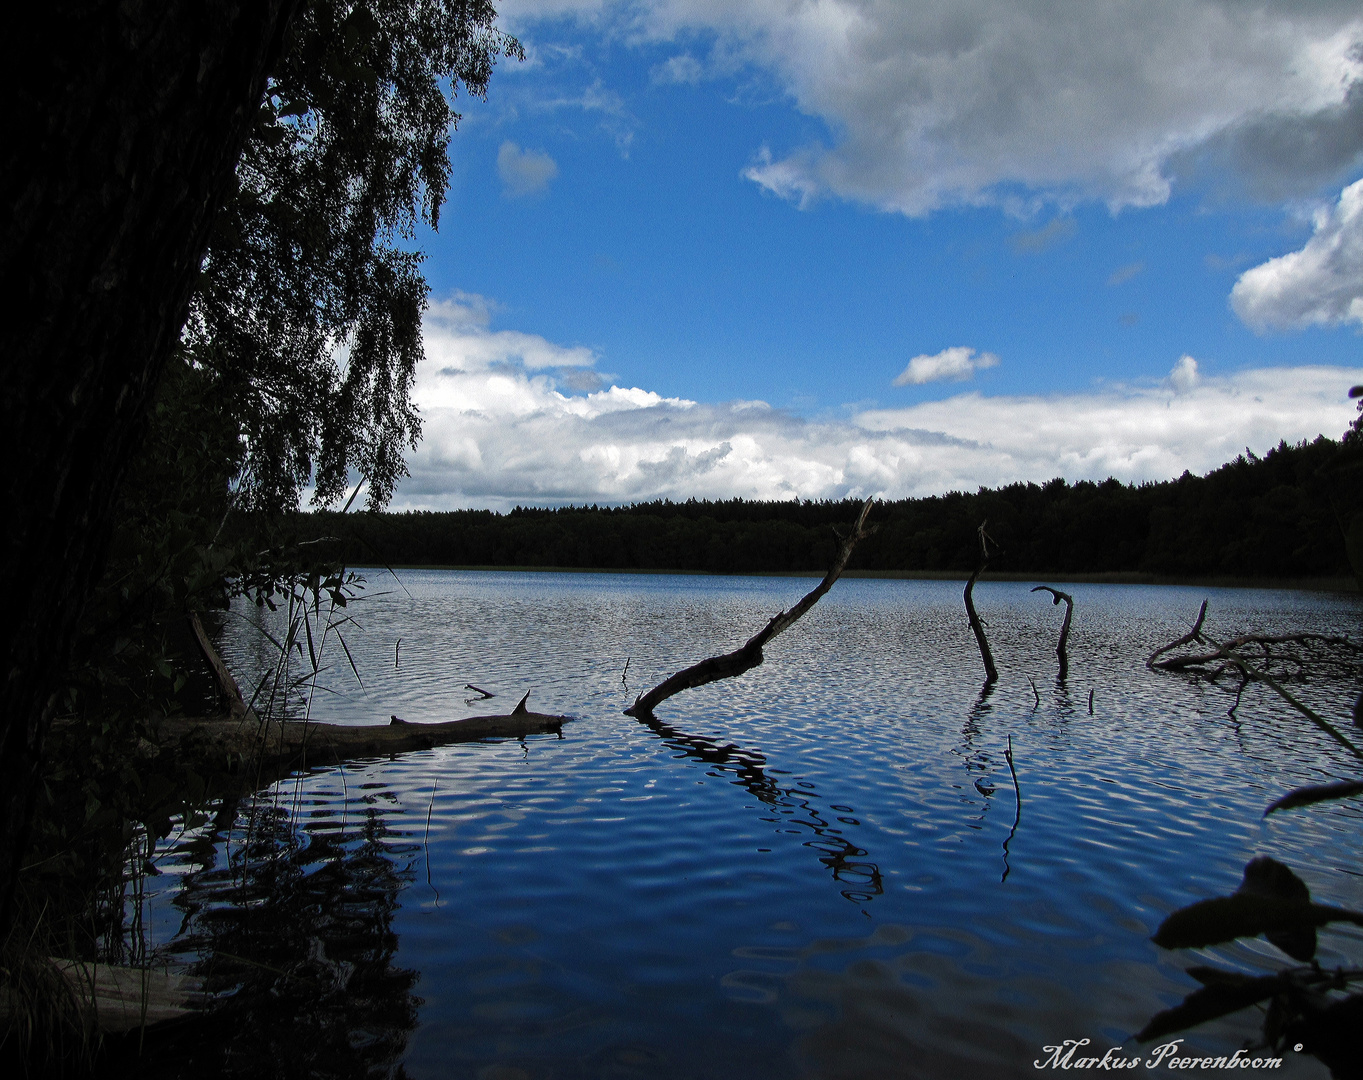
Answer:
133, 571, 1363, 1078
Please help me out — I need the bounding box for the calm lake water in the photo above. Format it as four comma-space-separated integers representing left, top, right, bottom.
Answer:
136, 571, 1363, 1079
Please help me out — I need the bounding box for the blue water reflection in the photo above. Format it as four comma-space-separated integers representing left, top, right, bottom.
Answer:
143, 572, 1361, 1078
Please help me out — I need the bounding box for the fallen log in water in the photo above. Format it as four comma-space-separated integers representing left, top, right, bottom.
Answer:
157, 693, 571, 777
0, 959, 207, 1034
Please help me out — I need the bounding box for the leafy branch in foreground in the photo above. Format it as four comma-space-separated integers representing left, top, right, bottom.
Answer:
1140, 857, 1363, 1075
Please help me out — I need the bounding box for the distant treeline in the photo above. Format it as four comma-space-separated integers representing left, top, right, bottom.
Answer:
293, 437, 1362, 580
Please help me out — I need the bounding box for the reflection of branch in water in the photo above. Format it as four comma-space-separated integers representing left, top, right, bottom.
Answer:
957, 684, 1025, 881
1001, 734, 1021, 884
631, 712, 882, 904
958, 682, 998, 804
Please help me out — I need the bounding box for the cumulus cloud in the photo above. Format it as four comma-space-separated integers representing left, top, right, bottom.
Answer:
893, 347, 999, 387
497, 141, 559, 197
1231, 178, 1363, 329
503, 1, 1363, 216
399, 305, 1360, 509
424, 293, 596, 374
1166, 354, 1200, 393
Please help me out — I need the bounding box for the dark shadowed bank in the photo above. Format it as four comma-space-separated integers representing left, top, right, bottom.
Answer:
286, 435, 1363, 585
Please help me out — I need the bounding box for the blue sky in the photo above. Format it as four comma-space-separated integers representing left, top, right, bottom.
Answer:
391, 0, 1363, 511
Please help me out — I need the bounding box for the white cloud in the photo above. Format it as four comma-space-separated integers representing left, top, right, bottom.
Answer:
497, 141, 559, 197
399, 303, 1361, 509
893, 347, 998, 387
651, 52, 704, 85
1166, 355, 1200, 393
1231, 178, 1363, 329
500, 1, 1363, 216
423, 293, 596, 375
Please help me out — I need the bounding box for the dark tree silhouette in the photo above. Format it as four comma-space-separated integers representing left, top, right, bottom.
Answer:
1, 0, 303, 933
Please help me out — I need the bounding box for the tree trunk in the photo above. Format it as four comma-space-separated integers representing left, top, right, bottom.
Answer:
0, 0, 300, 932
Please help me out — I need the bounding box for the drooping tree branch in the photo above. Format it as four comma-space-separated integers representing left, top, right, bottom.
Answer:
964, 521, 998, 684
624, 499, 876, 719
1031, 585, 1074, 679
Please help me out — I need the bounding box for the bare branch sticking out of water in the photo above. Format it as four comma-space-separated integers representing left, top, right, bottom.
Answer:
464, 684, 494, 699
1149, 602, 1363, 762
964, 521, 999, 685
1146, 601, 1208, 670
1088, 689, 1095, 715
1031, 585, 1074, 680
624, 499, 876, 719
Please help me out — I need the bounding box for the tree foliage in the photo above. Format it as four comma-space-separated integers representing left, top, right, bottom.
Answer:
185, 0, 521, 513
15, 0, 521, 994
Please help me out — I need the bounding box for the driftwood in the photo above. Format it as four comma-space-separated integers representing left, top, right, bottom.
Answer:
187, 611, 254, 721
1147, 602, 1363, 762
158, 697, 570, 779
1031, 585, 1074, 678
0, 959, 207, 1034
624, 499, 876, 719
964, 522, 998, 684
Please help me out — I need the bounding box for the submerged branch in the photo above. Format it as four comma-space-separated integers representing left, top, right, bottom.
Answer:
188, 611, 255, 721
1148, 601, 1363, 762
624, 498, 876, 719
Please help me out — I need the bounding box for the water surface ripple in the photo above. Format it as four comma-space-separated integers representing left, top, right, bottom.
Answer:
143, 572, 1362, 1078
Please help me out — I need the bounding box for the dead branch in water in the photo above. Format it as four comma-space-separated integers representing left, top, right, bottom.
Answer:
1031, 585, 1074, 679
624, 499, 876, 719
964, 522, 999, 684
1001, 733, 1021, 884
1146, 601, 1209, 669
1147, 602, 1363, 762
188, 611, 255, 721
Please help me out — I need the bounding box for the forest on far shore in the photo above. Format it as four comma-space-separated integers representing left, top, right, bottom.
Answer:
288, 435, 1363, 582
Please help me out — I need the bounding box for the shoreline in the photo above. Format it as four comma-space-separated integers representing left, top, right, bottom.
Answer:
352, 564, 1359, 594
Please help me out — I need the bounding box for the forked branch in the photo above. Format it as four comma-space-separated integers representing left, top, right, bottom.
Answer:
1148, 601, 1363, 762
1146, 600, 1208, 669
624, 499, 876, 719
